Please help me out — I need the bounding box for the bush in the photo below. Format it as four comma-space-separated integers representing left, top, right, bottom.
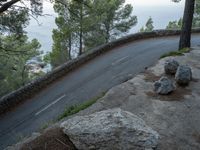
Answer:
160, 48, 190, 59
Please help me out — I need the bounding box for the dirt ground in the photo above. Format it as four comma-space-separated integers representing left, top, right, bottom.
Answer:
20, 127, 76, 150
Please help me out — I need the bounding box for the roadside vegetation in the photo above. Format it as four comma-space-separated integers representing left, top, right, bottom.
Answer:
57, 92, 106, 121
0, 0, 138, 97
40, 92, 106, 130
0, 8, 43, 97
140, 17, 154, 32
160, 48, 190, 59
41, 120, 56, 131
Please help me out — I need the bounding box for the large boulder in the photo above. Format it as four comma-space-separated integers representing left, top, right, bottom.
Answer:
154, 76, 175, 95
175, 65, 192, 85
164, 59, 179, 75
61, 108, 159, 150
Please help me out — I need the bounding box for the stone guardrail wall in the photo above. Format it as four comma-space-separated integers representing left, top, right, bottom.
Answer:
1, 29, 200, 115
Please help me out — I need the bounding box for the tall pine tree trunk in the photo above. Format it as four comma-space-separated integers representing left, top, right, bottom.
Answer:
68, 34, 72, 60
79, 2, 83, 56
179, 0, 195, 50
105, 22, 110, 43
21, 65, 26, 86
79, 26, 83, 55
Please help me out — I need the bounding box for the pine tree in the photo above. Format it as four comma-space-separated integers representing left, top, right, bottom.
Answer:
0, 7, 42, 97
166, 18, 183, 30
49, 0, 137, 67
85, 0, 137, 48
0, 34, 41, 97
140, 17, 154, 32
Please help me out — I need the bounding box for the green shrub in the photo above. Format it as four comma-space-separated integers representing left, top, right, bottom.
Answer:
160, 48, 190, 59
57, 92, 106, 121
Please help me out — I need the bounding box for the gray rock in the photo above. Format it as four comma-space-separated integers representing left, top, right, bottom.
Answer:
154, 77, 175, 95
164, 59, 179, 75
175, 65, 192, 85
61, 108, 159, 150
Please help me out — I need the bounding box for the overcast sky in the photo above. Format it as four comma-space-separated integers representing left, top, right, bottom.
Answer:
126, 0, 185, 6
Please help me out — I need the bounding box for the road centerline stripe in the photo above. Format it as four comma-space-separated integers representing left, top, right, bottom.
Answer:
35, 94, 66, 116
112, 56, 129, 66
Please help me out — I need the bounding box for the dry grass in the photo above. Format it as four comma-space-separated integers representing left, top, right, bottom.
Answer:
146, 86, 192, 101
20, 127, 77, 150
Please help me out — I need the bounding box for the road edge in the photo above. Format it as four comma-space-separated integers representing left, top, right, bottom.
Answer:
1, 29, 200, 115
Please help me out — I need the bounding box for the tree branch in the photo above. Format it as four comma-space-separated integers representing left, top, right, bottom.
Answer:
0, 0, 20, 13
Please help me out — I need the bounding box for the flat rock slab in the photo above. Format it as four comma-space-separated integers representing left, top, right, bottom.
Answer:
74, 48, 200, 150
61, 108, 159, 150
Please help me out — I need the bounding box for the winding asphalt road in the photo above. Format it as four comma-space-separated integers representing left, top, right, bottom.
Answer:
0, 35, 200, 149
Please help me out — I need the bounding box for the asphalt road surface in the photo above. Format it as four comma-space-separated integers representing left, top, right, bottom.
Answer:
0, 35, 200, 149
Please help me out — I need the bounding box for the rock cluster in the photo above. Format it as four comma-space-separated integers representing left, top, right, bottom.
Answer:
61, 108, 159, 150
154, 59, 192, 95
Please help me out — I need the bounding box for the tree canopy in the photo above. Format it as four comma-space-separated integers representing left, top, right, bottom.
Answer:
47, 0, 137, 68
140, 17, 154, 32
0, 0, 43, 97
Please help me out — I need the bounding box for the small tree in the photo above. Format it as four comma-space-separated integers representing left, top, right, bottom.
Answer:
140, 17, 154, 32
0, 34, 41, 96
166, 19, 182, 30
84, 0, 137, 50
0, 5, 42, 97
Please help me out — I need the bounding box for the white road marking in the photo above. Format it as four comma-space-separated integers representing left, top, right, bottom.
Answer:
35, 94, 66, 116
112, 56, 129, 66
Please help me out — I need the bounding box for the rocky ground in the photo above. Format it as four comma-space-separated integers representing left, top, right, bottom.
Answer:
7, 47, 200, 150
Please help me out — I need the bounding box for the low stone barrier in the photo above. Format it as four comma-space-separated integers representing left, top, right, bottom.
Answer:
1, 29, 200, 114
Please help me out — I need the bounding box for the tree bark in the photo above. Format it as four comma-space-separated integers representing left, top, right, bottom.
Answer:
105, 28, 110, 43
21, 65, 26, 86
105, 21, 110, 43
79, 2, 83, 56
79, 26, 83, 55
179, 0, 195, 50
68, 34, 72, 60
